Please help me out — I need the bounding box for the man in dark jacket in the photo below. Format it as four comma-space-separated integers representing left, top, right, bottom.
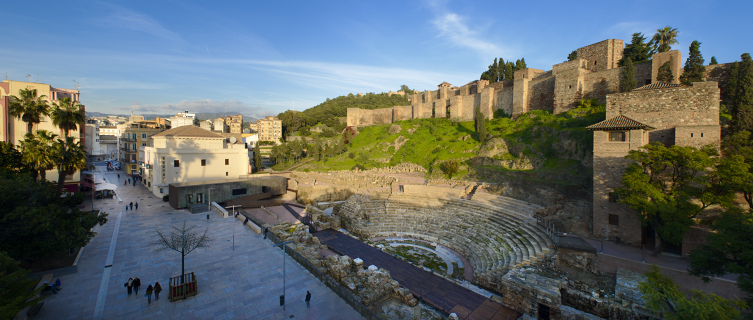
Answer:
133, 277, 141, 294
129, 202, 133, 210
305, 291, 311, 308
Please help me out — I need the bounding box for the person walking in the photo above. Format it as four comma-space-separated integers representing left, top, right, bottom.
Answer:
130, 202, 133, 210
124, 180, 127, 186
145, 284, 154, 303
154, 282, 162, 301
125, 205, 128, 211
118, 173, 120, 179
133, 277, 141, 295
135, 202, 139, 210
126, 278, 133, 295
305, 291, 311, 308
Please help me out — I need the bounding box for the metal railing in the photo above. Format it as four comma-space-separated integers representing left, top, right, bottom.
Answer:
265, 232, 381, 320
533, 214, 560, 244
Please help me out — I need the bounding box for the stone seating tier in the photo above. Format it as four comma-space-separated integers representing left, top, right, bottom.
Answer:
347, 194, 554, 276
470, 192, 542, 213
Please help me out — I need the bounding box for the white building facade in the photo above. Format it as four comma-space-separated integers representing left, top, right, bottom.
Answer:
140, 126, 252, 197
169, 110, 198, 128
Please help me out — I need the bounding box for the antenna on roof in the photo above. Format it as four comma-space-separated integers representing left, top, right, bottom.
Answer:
37, 74, 40, 83
26, 74, 31, 82
73, 80, 80, 90
2, 72, 7, 80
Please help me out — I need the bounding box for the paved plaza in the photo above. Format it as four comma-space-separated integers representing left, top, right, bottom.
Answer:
35, 169, 362, 320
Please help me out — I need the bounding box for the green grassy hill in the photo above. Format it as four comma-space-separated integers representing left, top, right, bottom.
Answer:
299, 103, 606, 183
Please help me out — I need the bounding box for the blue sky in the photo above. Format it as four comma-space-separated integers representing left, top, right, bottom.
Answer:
1, 0, 750, 118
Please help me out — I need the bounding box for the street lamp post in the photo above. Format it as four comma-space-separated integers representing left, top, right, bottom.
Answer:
226, 205, 242, 250
274, 240, 294, 311
205, 188, 215, 213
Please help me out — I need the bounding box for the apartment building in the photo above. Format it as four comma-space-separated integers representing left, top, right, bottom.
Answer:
0, 80, 84, 192
256, 116, 282, 141
169, 110, 198, 128
121, 119, 169, 175
226, 114, 243, 134
85, 119, 104, 161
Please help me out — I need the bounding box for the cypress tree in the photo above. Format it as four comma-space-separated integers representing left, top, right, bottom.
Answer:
710, 56, 718, 65
679, 40, 706, 86
253, 141, 262, 172
567, 50, 578, 61
619, 33, 652, 66
657, 61, 674, 83
475, 105, 487, 144
620, 57, 637, 92
504, 62, 514, 81
729, 61, 740, 128
520, 58, 527, 69
497, 58, 505, 81
737, 54, 753, 132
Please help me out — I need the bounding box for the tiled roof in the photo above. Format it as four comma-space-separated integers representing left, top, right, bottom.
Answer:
632, 82, 684, 91
152, 125, 223, 138
586, 115, 655, 131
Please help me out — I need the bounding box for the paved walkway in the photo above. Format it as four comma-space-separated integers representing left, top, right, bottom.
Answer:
316, 229, 519, 320
36, 169, 362, 320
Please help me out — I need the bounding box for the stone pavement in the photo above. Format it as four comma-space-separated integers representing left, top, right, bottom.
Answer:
36, 169, 362, 320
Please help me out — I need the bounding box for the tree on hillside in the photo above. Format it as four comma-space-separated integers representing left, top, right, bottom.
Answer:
616, 142, 740, 256
312, 137, 322, 161
689, 208, 753, 306
619, 33, 652, 66
152, 221, 213, 284
567, 50, 578, 61
710, 56, 718, 65
504, 61, 514, 81
729, 54, 753, 133
253, 141, 262, 172
440, 160, 459, 179
399, 85, 415, 95
620, 57, 637, 92
679, 40, 706, 86
640, 265, 746, 319
8, 88, 50, 135
474, 105, 487, 144
720, 131, 753, 207
0, 252, 45, 319
657, 61, 675, 83
51, 97, 85, 194
649, 26, 679, 54
277, 110, 303, 138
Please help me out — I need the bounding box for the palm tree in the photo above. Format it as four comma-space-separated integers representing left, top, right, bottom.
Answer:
52, 136, 87, 193
7, 88, 50, 135
650, 26, 679, 54
51, 97, 86, 194
19, 131, 58, 181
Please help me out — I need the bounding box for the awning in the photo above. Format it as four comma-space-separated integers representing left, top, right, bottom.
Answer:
95, 183, 118, 191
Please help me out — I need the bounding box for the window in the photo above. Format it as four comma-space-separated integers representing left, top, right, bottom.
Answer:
232, 188, 247, 195
132, 133, 136, 140
609, 131, 626, 142
701, 133, 704, 137
196, 193, 203, 203
142, 133, 146, 139
142, 143, 146, 147
174, 160, 180, 167
131, 144, 136, 151
201, 159, 206, 166
225, 159, 229, 165
608, 214, 619, 225
608, 192, 619, 203
159, 187, 163, 193
691, 133, 694, 137
226, 172, 229, 176
594, 60, 597, 65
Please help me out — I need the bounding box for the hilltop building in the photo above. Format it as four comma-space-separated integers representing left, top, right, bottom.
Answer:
169, 110, 198, 128
140, 126, 252, 198
0, 79, 84, 192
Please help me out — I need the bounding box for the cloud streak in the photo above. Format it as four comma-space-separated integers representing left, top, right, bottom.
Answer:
96, 4, 185, 44
123, 99, 272, 118
431, 13, 502, 58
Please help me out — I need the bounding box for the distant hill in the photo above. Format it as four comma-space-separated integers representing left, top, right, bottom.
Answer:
299, 92, 410, 129
85, 111, 256, 123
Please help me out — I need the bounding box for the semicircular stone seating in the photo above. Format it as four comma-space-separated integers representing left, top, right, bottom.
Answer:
345, 186, 554, 280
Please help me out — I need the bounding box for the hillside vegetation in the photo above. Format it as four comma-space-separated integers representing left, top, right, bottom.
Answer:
299, 101, 606, 183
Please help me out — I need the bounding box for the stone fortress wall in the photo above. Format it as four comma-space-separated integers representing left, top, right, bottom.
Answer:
347, 39, 732, 128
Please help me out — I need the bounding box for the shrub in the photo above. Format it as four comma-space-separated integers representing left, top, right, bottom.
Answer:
163, 195, 169, 202
439, 160, 460, 178
494, 109, 511, 119
348, 152, 355, 159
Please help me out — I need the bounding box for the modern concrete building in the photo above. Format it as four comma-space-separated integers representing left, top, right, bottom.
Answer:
168, 176, 287, 209
169, 110, 198, 128
140, 125, 252, 198
256, 116, 282, 141
84, 119, 104, 161
199, 119, 214, 131
121, 119, 169, 175
0, 79, 84, 192
99, 135, 119, 160
213, 118, 228, 133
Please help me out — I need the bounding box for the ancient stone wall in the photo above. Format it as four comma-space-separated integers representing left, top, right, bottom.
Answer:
494, 83, 515, 116
576, 39, 624, 73
674, 125, 721, 148
527, 75, 556, 112
705, 63, 733, 102
606, 81, 720, 146
651, 50, 682, 84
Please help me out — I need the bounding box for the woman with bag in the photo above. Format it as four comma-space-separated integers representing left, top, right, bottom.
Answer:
154, 282, 162, 301
125, 278, 133, 295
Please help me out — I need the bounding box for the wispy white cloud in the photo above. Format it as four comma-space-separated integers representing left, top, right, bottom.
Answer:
606, 21, 659, 40
431, 13, 502, 58
122, 99, 272, 118
95, 3, 185, 44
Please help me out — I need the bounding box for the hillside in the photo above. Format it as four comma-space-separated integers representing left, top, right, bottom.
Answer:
298, 92, 410, 130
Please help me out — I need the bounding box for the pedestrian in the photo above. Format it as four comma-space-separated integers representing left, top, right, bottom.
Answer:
154, 282, 162, 301
126, 278, 133, 295
133, 277, 141, 295
145, 284, 154, 303
118, 173, 120, 179
125, 205, 128, 211
135, 202, 139, 210
130, 202, 133, 210
305, 290, 311, 308
124, 180, 127, 186
264, 227, 268, 239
